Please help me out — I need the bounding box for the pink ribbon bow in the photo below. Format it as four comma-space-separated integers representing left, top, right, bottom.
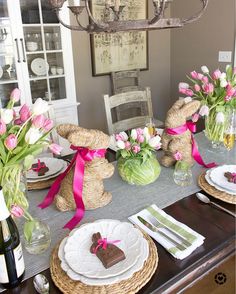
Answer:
92, 238, 121, 254
31, 159, 46, 173
38, 146, 107, 230
166, 121, 217, 168
230, 173, 236, 183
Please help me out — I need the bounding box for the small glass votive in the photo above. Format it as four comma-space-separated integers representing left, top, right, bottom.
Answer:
173, 160, 192, 186
146, 117, 156, 136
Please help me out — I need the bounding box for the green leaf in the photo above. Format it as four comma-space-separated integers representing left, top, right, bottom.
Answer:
12, 146, 23, 155
23, 220, 36, 242
0, 139, 7, 163
24, 155, 34, 170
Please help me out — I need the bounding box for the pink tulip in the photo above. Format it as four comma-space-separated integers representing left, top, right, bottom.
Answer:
132, 145, 141, 154
192, 113, 200, 122
212, 69, 221, 80
4, 134, 17, 150
202, 83, 214, 94
43, 118, 54, 131
0, 119, 6, 135
226, 84, 235, 97
224, 95, 232, 102
194, 84, 201, 92
178, 82, 189, 90
137, 134, 145, 143
174, 151, 182, 161
125, 141, 131, 150
201, 76, 209, 84
14, 118, 22, 125
197, 73, 204, 80
32, 114, 45, 129
136, 128, 143, 136
190, 71, 198, 79
49, 143, 63, 155
19, 104, 31, 122
11, 205, 24, 218
185, 89, 194, 96
10, 88, 21, 103
179, 88, 188, 95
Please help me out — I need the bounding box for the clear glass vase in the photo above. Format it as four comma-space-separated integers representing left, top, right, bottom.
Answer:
173, 161, 192, 186
23, 219, 51, 255
0, 164, 28, 210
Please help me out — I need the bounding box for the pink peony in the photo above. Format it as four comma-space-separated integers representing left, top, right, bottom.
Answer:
174, 151, 183, 161
10, 88, 21, 103
4, 134, 17, 150
0, 119, 6, 135
11, 205, 24, 218
43, 118, 54, 131
212, 69, 221, 80
132, 145, 141, 154
194, 84, 201, 92
19, 104, 31, 122
32, 114, 45, 129
49, 143, 63, 155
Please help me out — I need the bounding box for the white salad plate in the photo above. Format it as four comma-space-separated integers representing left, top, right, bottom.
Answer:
64, 219, 145, 279
205, 169, 236, 196
58, 220, 149, 285
26, 157, 65, 180
209, 165, 236, 193
31, 58, 49, 76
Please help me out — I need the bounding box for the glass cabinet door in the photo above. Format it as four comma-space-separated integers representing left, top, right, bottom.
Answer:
19, 0, 66, 104
0, 2, 21, 108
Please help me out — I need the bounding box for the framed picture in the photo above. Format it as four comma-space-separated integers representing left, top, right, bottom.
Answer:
90, 0, 148, 76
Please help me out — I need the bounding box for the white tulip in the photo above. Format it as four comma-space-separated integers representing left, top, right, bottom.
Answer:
148, 136, 161, 148
220, 79, 227, 88
25, 127, 42, 144
199, 105, 209, 116
184, 96, 192, 103
178, 82, 189, 90
119, 131, 128, 141
216, 112, 225, 124
116, 140, 125, 149
0, 109, 13, 124
32, 98, 49, 115
143, 127, 150, 141
201, 66, 209, 74
220, 72, 226, 80
130, 129, 137, 140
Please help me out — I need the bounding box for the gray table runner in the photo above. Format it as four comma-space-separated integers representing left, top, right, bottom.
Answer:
0, 132, 233, 292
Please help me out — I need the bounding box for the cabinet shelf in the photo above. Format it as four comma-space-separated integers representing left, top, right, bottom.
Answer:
0, 78, 18, 84
23, 24, 60, 27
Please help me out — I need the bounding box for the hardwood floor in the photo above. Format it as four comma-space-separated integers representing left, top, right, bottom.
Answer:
183, 254, 235, 294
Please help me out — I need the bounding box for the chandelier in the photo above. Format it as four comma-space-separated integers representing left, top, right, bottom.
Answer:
48, 0, 209, 34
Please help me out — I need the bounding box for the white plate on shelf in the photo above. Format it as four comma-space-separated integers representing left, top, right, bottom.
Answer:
58, 220, 149, 285
0, 66, 3, 79
209, 165, 236, 192
26, 157, 65, 180
64, 219, 144, 279
31, 58, 49, 76
205, 170, 236, 195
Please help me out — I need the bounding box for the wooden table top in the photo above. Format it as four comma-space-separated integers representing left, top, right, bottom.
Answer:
3, 191, 235, 294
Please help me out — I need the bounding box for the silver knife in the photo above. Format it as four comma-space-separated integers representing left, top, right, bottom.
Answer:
137, 216, 186, 251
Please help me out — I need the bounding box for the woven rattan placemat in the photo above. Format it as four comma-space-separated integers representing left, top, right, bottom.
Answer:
50, 233, 158, 294
198, 172, 236, 205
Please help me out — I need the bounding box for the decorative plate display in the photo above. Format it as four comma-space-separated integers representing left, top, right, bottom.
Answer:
26, 157, 65, 180
64, 219, 144, 279
31, 58, 49, 76
205, 170, 236, 195
209, 165, 236, 193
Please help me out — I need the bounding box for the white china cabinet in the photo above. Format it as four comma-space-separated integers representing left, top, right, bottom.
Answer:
0, 0, 78, 153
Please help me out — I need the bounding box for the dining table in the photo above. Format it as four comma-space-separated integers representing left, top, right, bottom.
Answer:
1, 132, 236, 294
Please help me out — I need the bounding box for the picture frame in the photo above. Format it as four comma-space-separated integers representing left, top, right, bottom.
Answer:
90, 0, 148, 76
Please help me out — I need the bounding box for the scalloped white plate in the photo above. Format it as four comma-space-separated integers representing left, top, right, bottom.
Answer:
31, 58, 49, 76
209, 165, 236, 193
64, 219, 144, 279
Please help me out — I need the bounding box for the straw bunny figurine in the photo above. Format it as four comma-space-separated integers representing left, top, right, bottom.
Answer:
54, 124, 114, 212
160, 99, 201, 167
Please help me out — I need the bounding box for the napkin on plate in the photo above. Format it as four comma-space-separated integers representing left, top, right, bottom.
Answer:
129, 204, 205, 260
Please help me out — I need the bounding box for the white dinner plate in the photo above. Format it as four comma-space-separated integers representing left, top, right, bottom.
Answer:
209, 165, 236, 192
64, 219, 144, 279
26, 157, 65, 180
31, 58, 49, 76
205, 170, 236, 196
58, 221, 149, 285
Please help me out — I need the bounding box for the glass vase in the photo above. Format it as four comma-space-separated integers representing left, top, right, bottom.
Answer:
117, 154, 161, 185
173, 160, 192, 186
0, 164, 28, 210
23, 219, 51, 255
204, 109, 225, 148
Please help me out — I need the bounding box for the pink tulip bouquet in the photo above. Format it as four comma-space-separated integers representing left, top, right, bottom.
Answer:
179, 65, 236, 144
0, 88, 62, 230
115, 128, 162, 185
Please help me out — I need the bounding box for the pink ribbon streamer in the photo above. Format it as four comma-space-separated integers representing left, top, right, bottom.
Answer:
38, 146, 107, 230
92, 238, 121, 254
166, 121, 217, 168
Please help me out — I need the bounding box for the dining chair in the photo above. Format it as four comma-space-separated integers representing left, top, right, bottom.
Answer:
103, 87, 163, 136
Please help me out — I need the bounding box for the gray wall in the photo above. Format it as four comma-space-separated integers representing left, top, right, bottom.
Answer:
70, 0, 235, 132
170, 0, 235, 99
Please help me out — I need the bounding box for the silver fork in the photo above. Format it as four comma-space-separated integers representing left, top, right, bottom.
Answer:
148, 214, 192, 248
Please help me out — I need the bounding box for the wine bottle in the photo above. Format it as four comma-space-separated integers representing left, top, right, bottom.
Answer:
0, 186, 25, 288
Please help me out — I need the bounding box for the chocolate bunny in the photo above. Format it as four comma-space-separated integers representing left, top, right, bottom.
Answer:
160, 99, 201, 167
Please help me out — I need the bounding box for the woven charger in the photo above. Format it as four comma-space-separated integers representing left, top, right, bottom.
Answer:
50, 232, 158, 294
27, 177, 56, 190
198, 172, 236, 205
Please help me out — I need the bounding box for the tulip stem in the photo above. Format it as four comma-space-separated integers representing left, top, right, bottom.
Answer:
16, 115, 34, 138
